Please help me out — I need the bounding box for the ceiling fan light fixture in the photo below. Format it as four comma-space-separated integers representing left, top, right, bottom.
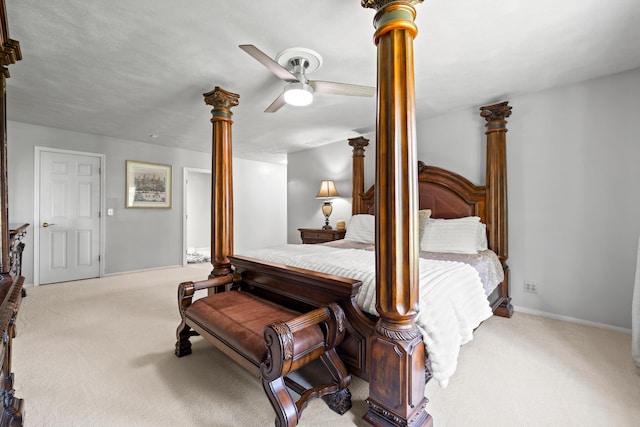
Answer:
283, 82, 313, 107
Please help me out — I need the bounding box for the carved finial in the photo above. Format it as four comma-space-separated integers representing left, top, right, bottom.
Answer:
348, 136, 369, 155
203, 86, 240, 116
362, 0, 423, 10
480, 101, 512, 123
417, 160, 428, 174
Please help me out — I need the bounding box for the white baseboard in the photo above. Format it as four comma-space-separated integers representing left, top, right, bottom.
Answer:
513, 305, 631, 335
103, 264, 184, 277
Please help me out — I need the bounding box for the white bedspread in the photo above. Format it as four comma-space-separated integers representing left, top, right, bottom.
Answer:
238, 244, 493, 387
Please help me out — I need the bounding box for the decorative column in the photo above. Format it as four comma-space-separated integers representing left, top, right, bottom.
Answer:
361, 1, 431, 426
203, 87, 239, 284
349, 136, 369, 215
480, 101, 513, 317
0, 14, 22, 287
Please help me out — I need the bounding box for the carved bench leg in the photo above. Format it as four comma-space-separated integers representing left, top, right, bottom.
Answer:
262, 376, 298, 427
175, 323, 194, 357
324, 387, 352, 416
320, 349, 352, 414
176, 281, 198, 357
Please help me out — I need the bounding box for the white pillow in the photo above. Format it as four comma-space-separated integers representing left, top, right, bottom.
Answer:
344, 214, 375, 244
420, 216, 483, 254
477, 222, 488, 251
344, 211, 431, 244
418, 209, 432, 233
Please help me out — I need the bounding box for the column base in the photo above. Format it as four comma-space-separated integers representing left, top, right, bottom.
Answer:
364, 398, 432, 427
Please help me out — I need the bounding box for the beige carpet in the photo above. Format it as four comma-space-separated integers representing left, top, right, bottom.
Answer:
13, 265, 640, 426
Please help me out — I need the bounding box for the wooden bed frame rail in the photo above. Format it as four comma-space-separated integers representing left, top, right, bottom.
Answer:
231, 255, 374, 380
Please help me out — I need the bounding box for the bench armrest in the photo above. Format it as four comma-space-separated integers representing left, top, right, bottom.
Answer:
177, 275, 235, 314
261, 303, 345, 381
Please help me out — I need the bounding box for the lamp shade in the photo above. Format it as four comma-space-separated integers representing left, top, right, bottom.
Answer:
316, 180, 340, 199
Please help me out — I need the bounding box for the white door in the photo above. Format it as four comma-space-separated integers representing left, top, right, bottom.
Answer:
38, 150, 102, 284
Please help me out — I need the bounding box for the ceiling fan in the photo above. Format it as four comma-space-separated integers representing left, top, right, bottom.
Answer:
239, 44, 375, 113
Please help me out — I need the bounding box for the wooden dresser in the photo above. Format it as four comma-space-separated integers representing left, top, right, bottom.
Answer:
298, 228, 345, 244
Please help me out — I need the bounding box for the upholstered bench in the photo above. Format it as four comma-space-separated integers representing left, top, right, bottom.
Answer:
176, 274, 352, 427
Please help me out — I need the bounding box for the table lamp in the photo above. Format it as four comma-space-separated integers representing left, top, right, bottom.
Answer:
316, 180, 340, 229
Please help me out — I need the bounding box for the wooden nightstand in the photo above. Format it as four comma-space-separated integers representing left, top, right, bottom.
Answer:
298, 228, 346, 244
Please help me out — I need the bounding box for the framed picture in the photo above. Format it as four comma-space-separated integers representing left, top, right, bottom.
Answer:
125, 160, 172, 208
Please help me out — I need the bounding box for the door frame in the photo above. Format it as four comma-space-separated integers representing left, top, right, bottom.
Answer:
33, 147, 106, 286
182, 167, 211, 266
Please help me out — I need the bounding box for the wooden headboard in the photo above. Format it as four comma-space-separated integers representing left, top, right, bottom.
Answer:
349, 101, 512, 269
358, 162, 488, 221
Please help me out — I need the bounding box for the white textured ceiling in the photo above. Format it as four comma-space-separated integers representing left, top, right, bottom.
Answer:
5, 0, 640, 163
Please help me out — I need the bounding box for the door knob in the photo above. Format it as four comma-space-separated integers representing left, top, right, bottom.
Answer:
42, 222, 55, 228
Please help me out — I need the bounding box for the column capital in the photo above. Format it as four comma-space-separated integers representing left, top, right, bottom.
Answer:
362, 0, 423, 10
203, 86, 239, 120
0, 39, 21, 70
348, 136, 369, 156
366, 0, 421, 43
480, 101, 512, 124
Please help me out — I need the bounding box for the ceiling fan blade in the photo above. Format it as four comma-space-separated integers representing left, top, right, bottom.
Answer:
239, 44, 299, 82
309, 80, 375, 97
264, 92, 287, 113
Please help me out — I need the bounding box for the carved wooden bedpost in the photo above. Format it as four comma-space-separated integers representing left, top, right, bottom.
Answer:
203, 87, 239, 285
349, 136, 369, 216
361, 1, 431, 426
480, 101, 513, 317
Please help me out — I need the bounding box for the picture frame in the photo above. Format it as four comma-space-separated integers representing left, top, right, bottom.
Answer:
125, 160, 172, 208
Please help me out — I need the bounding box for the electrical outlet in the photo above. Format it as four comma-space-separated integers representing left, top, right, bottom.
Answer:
524, 281, 538, 294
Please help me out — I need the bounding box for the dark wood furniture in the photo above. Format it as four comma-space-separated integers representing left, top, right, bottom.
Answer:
176, 88, 355, 427
0, 2, 24, 425
180, 2, 513, 426
9, 224, 28, 298
298, 228, 345, 244
175, 256, 356, 427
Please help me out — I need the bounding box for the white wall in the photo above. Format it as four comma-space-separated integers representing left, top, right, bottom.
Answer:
287, 141, 365, 243
286, 67, 640, 329
234, 158, 287, 252
508, 69, 640, 329
7, 121, 287, 284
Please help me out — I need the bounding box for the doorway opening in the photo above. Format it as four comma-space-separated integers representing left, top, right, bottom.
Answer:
183, 168, 211, 266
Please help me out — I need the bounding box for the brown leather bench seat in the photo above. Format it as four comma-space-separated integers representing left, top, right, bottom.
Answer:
176, 277, 352, 426
185, 290, 323, 367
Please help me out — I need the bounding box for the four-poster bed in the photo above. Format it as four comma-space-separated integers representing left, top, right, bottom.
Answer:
237, 100, 513, 389
176, 1, 512, 426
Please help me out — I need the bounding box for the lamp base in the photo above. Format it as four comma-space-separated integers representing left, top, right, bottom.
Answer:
321, 201, 333, 230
